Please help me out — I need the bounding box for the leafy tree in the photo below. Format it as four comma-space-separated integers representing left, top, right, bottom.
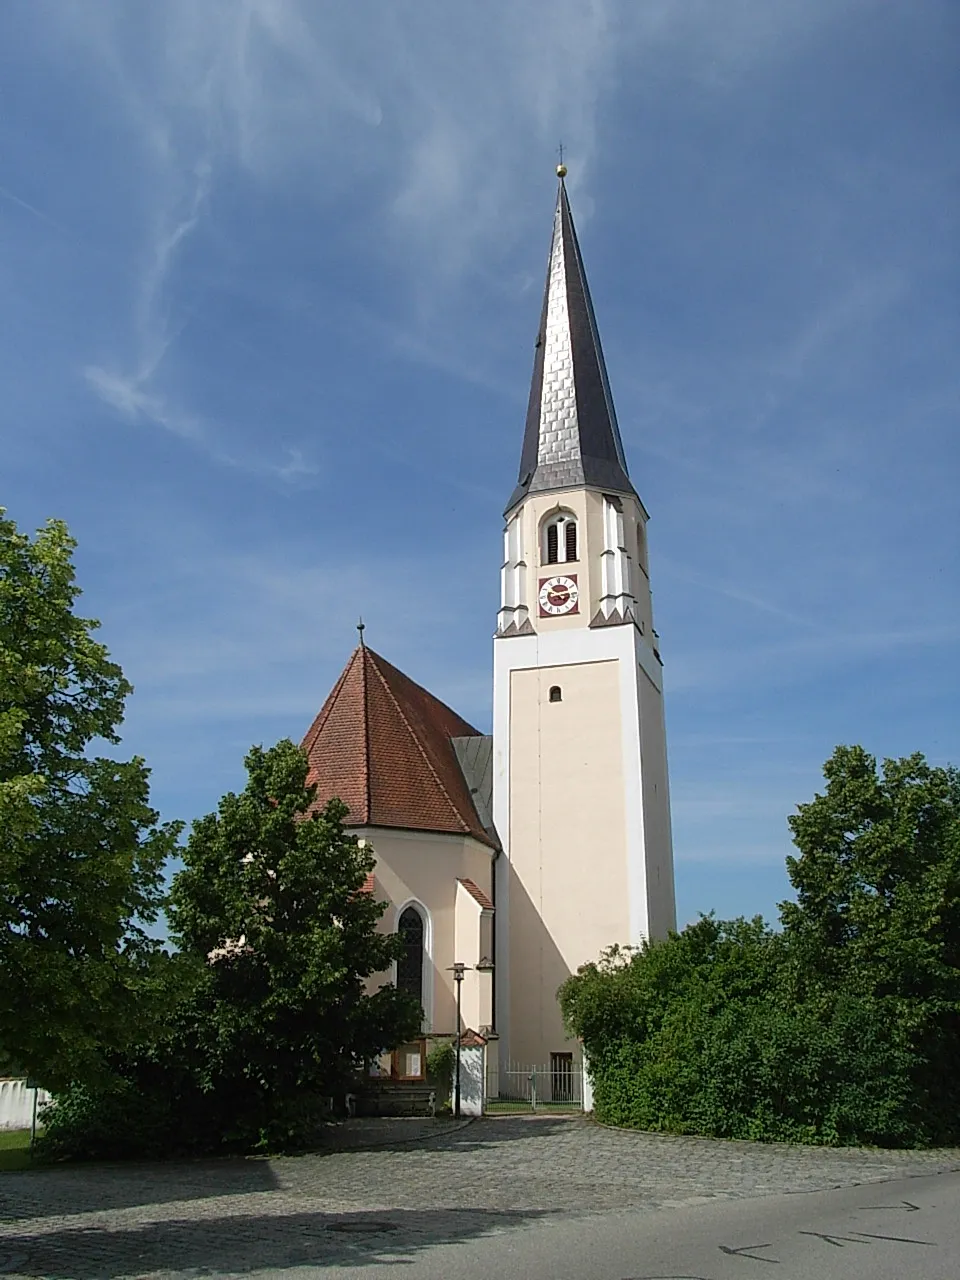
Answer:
781, 745, 960, 998
0, 510, 181, 1090
780, 744, 960, 1137
164, 738, 422, 1149
43, 739, 422, 1157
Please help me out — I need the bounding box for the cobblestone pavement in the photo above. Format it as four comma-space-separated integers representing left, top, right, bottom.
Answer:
1, 1116, 958, 1278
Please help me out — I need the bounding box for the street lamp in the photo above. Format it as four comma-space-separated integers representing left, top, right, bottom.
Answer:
447, 962, 466, 1116
446, 959, 496, 1117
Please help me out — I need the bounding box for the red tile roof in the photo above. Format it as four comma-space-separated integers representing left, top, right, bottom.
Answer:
458, 878, 494, 910
301, 645, 495, 848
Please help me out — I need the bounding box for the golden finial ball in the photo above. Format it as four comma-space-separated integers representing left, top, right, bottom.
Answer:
556, 163, 568, 178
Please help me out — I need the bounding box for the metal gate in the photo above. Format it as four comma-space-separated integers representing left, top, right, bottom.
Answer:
486, 1056, 583, 1112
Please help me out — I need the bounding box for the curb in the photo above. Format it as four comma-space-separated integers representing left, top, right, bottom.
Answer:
314, 1117, 475, 1154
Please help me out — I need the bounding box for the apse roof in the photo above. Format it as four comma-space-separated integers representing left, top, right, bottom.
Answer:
507, 176, 637, 513
301, 644, 497, 849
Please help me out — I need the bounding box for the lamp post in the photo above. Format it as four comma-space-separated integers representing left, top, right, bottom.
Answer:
448, 962, 466, 1116
446, 959, 496, 1116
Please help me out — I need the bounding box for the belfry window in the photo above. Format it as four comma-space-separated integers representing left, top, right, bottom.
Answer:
548, 686, 562, 703
546, 522, 559, 564
543, 513, 578, 565
396, 906, 425, 1010
565, 520, 577, 562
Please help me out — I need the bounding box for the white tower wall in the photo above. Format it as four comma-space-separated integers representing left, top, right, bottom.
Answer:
493, 490, 675, 1069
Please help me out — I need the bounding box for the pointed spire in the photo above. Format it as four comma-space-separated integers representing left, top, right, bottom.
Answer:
507, 172, 636, 513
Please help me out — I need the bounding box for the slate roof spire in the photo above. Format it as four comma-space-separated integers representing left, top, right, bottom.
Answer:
506, 169, 637, 513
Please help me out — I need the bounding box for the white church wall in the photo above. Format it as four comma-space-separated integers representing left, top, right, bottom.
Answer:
493, 601, 674, 1067
506, 658, 630, 1066
454, 882, 493, 1034
639, 667, 677, 936
350, 827, 495, 1037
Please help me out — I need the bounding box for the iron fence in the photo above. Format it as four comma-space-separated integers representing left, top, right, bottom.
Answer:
487, 1059, 583, 1111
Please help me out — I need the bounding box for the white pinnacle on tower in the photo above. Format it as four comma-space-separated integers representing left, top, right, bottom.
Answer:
493, 168, 677, 1072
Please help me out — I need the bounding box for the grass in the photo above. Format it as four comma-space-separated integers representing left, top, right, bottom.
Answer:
0, 1129, 39, 1172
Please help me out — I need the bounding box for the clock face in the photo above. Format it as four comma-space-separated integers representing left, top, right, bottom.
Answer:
538, 574, 579, 616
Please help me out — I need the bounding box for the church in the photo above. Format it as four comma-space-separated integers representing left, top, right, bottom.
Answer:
300, 167, 677, 1101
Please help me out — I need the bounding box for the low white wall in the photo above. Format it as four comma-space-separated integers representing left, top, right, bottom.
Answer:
458, 1045, 484, 1117
581, 1049, 595, 1113
0, 1079, 50, 1131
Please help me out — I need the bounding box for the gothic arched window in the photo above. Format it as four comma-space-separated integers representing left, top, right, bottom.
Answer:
396, 906, 425, 1007
543, 513, 578, 565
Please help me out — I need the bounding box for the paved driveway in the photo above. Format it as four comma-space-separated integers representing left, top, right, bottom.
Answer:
1, 1116, 958, 1278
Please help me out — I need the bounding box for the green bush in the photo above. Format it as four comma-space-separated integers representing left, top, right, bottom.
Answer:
563, 748, 960, 1148
426, 1040, 456, 1108
576, 942, 923, 1145
39, 1040, 339, 1161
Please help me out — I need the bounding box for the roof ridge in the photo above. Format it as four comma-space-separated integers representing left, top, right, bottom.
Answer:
359, 647, 372, 824
364, 646, 481, 736
365, 652, 472, 836
301, 647, 359, 759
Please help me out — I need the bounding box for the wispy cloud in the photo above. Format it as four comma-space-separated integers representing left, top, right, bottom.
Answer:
0, 182, 70, 235
79, 148, 227, 462
84, 364, 319, 483
84, 367, 205, 443
61, 0, 870, 429
134, 160, 213, 385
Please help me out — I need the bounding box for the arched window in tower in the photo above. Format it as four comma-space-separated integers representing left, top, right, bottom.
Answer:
542, 512, 578, 565
396, 906, 425, 1010
548, 685, 562, 703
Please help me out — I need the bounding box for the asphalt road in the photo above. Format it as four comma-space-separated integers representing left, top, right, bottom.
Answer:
328, 1171, 960, 1280
3, 1117, 959, 1277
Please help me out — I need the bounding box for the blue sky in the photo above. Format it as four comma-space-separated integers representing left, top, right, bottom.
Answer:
2, 0, 957, 932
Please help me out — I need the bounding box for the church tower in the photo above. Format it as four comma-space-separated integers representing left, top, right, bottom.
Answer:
493, 169, 677, 1071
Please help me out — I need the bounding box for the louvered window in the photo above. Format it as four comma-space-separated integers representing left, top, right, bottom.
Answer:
564, 520, 577, 562
543, 513, 578, 565
549, 686, 562, 703
546, 522, 559, 564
